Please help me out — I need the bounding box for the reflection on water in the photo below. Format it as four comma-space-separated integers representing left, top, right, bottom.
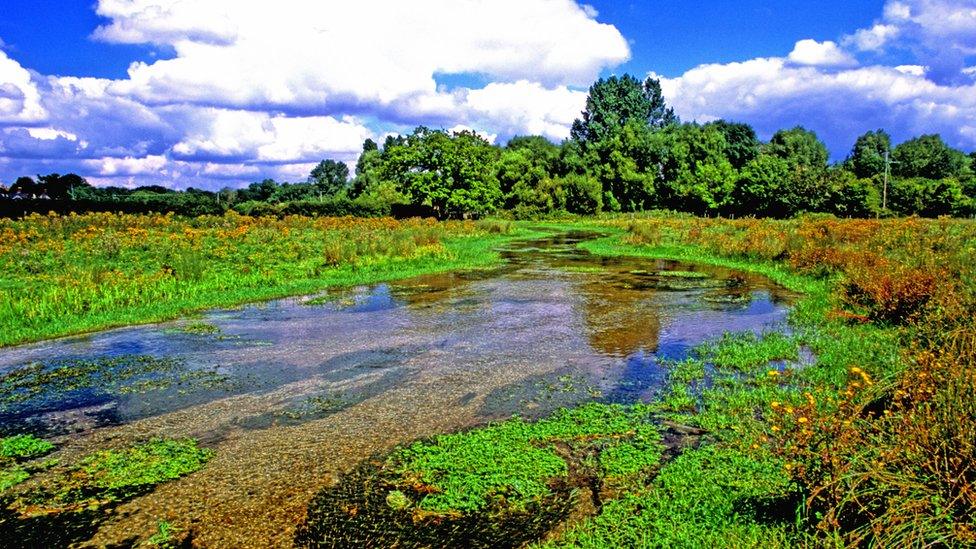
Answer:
0, 230, 796, 546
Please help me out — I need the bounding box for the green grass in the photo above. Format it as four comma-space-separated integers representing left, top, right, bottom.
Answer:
0, 215, 539, 347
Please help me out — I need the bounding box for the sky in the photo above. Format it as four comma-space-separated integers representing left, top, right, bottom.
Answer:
0, 0, 974, 190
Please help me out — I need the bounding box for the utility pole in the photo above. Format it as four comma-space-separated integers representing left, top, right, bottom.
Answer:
882, 151, 899, 214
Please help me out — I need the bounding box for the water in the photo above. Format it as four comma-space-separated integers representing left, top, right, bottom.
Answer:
0, 231, 795, 547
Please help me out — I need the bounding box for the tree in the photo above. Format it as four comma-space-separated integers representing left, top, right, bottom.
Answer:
10, 176, 39, 198
661, 124, 737, 214
380, 127, 501, 218
733, 154, 793, 217
767, 127, 829, 171
892, 134, 968, 180
570, 75, 676, 146
706, 120, 760, 170
847, 129, 892, 179
308, 159, 350, 197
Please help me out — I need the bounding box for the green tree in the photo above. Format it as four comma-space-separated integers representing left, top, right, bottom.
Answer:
847, 129, 892, 179
570, 75, 676, 146
381, 127, 501, 218
661, 124, 737, 214
706, 120, 760, 170
766, 127, 829, 171
888, 177, 966, 217
822, 168, 879, 218
892, 134, 968, 180
560, 173, 603, 214
309, 159, 350, 196
732, 154, 793, 217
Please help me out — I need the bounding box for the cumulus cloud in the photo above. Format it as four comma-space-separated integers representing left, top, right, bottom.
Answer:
658, 57, 976, 156
788, 40, 858, 67
844, 0, 976, 83
0, 0, 630, 188
98, 0, 629, 113
0, 50, 46, 123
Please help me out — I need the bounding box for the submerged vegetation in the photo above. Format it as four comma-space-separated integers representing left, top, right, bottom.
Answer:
0, 213, 523, 346
0, 437, 211, 547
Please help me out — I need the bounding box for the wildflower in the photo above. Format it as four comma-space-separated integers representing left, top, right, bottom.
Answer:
770, 401, 781, 408
797, 417, 809, 424
767, 370, 779, 377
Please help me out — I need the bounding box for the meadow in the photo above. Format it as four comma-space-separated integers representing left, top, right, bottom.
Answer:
1, 212, 975, 546
0, 212, 520, 347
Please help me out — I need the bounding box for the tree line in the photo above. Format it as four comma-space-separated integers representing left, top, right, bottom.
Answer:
3, 74, 975, 219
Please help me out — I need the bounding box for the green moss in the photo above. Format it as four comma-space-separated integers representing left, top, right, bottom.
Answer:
654, 270, 710, 279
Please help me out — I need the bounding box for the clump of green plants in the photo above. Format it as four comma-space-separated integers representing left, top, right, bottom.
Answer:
654, 270, 709, 279
0, 434, 56, 494
540, 445, 799, 548
169, 322, 220, 335
695, 331, 799, 371
0, 434, 55, 460
67, 438, 213, 502
389, 403, 663, 515
297, 403, 664, 547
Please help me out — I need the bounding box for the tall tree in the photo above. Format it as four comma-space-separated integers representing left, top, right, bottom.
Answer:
892, 134, 968, 180
766, 127, 829, 171
308, 159, 350, 196
662, 124, 737, 214
706, 120, 760, 170
381, 127, 501, 218
570, 75, 676, 146
847, 129, 892, 179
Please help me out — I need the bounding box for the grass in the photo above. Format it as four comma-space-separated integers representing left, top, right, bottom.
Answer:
0, 213, 533, 346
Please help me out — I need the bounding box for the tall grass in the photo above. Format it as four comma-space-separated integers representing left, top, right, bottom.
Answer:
595, 215, 976, 546
0, 212, 518, 346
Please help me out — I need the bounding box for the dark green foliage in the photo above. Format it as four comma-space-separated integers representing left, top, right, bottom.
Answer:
888, 177, 967, 217
707, 120, 760, 170
570, 75, 674, 146
847, 129, 892, 179
767, 126, 828, 172
892, 134, 969, 180
380, 127, 502, 218
308, 159, 350, 196
661, 123, 738, 214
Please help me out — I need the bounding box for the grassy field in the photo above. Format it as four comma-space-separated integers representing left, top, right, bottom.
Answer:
0, 212, 527, 347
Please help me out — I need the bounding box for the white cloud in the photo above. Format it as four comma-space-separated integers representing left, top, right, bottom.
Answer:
84, 154, 168, 176
788, 39, 858, 67
658, 56, 976, 156
99, 0, 629, 113
0, 50, 46, 123
463, 80, 588, 141
171, 108, 371, 163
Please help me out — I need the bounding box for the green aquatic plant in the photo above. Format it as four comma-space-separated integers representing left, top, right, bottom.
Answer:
696, 331, 799, 372
654, 270, 710, 279
72, 439, 213, 502
170, 322, 221, 335
0, 434, 55, 460
0, 467, 29, 492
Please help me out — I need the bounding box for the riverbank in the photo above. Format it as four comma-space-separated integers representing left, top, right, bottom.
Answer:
0, 213, 535, 347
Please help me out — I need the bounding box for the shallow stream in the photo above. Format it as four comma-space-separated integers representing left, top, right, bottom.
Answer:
0, 230, 794, 547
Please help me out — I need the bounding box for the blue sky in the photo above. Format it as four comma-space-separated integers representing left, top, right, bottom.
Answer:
0, 1, 974, 189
